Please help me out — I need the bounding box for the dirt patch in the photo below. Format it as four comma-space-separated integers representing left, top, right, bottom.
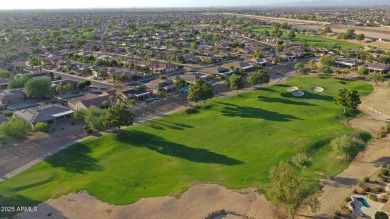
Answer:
16, 184, 277, 219
312, 82, 390, 217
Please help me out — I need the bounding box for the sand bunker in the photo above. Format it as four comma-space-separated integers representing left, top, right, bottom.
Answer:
16, 184, 277, 219
312, 87, 325, 92
287, 87, 299, 92
292, 90, 305, 97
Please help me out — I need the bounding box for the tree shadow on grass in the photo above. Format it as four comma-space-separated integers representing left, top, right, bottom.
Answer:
115, 130, 243, 166
45, 143, 104, 173
145, 120, 193, 131
218, 102, 301, 122
258, 96, 317, 106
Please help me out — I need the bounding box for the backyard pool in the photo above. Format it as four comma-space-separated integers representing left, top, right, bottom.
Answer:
356, 197, 371, 208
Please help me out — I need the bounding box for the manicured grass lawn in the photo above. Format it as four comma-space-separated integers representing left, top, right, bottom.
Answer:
0, 77, 373, 216
252, 27, 362, 50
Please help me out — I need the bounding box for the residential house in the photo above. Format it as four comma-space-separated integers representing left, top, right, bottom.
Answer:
199, 67, 232, 75
222, 61, 255, 72
335, 59, 361, 69
0, 78, 9, 90
174, 73, 209, 84
0, 89, 25, 105
248, 58, 270, 68
14, 104, 74, 126
183, 54, 201, 64
68, 94, 112, 110
119, 87, 152, 101
364, 63, 390, 74
146, 79, 176, 93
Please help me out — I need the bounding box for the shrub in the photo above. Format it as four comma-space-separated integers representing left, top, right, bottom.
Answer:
369, 194, 378, 201
376, 124, 390, 139
363, 176, 370, 182
345, 197, 352, 202
378, 173, 383, 178
381, 195, 388, 203
34, 122, 49, 132
387, 164, 390, 169
381, 168, 389, 176
185, 107, 199, 114
374, 186, 383, 192
375, 211, 389, 219
363, 186, 370, 192
3, 111, 13, 117
334, 210, 341, 217
0, 117, 31, 139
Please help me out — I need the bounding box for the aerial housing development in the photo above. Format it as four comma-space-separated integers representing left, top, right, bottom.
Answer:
0, 1, 389, 219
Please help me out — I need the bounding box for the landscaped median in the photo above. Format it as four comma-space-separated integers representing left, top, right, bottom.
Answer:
0, 76, 373, 217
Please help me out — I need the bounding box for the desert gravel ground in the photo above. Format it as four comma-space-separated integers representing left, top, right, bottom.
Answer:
312, 82, 390, 218
15, 184, 277, 219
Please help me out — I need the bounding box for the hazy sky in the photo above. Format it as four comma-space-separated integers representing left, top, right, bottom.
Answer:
0, 0, 307, 9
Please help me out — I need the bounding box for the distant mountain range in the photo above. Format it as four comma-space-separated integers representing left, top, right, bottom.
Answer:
263, 0, 390, 7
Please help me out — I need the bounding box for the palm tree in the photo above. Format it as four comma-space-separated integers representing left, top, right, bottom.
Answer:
108, 95, 115, 107
102, 100, 109, 109
64, 84, 74, 99
110, 74, 117, 82
66, 65, 72, 73
56, 85, 65, 101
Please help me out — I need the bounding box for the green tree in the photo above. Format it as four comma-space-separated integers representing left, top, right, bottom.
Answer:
200, 80, 214, 107
319, 65, 333, 76
74, 108, 105, 130
7, 77, 29, 89
64, 83, 74, 97
267, 161, 319, 218
253, 52, 263, 59
294, 63, 304, 72
334, 88, 361, 113
84, 80, 91, 87
375, 211, 389, 219
357, 66, 369, 76
0, 117, 31, 139
294, 63, 310, 74
56, 85, 66, 101
322, 26, 332, 35
319, 56, 335, 66
287, 30, 296, 40
0, 70, 10, 78
229, 74, 244, 95
77, 82, 86, 90
34, 122, 48, 132
101, 104, 134, 130
187, 79, 213, 107
378, 55, 390, 64
24, 77, 52, 99
291, 152, 313, 171
356, 33, 365, 43
344, 28, 356, 39
191, 42, 198, 49
308, 60, 318, 72
258, 69, 270, 88
246, 72, 261, 88
330, 135, 366, 159
366, 73, 384, 85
